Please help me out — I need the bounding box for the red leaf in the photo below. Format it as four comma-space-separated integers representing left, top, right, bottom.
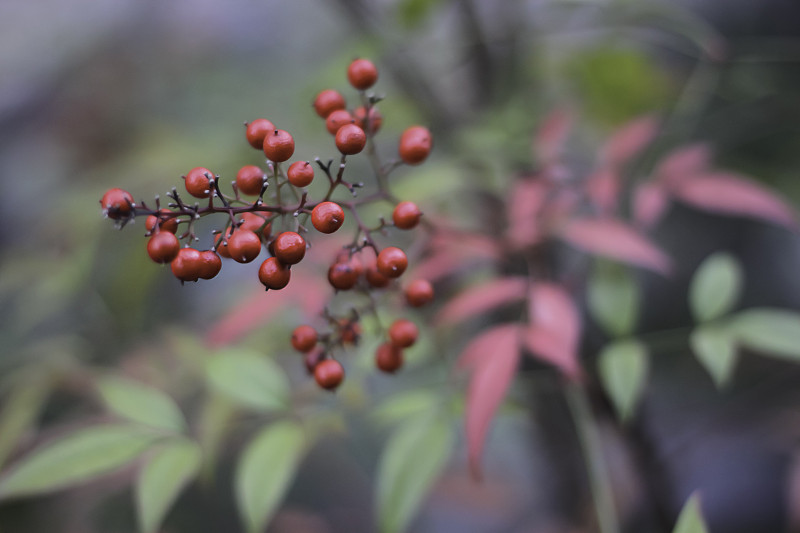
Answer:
654, 143, 712, 188
533, 108, 573, 164
411, 232, 501, 282
460, 324, 521, 479
673, 172, 798, 230
633, 182, 670, 229
601, 115, 659, 167
506, 179, 548, 249
436, 277, 529, 326
585, 167, 620, 214
523, 283, 581, 378
559, 218, 672, 274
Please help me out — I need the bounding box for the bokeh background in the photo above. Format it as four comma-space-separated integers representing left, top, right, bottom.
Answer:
2, 1, 800, 532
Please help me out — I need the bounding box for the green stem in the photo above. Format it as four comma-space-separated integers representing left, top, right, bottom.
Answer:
565, 381, 621, 533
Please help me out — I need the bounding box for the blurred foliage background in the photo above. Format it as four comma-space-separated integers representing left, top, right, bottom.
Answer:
2, 0, 800, 532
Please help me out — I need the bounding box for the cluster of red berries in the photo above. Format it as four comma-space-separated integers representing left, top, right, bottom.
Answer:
100, 58, 436, 390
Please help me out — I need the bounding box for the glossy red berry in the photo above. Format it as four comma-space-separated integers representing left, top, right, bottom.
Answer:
314, 359, 345, 390
365, 262, 391, 288
258, 257, 291, 290
353, 106, 382, 134
214, 227, 234, 259
145, 209, 179, 234
287, 161, 314, 188
405, 279, 434, 307
313, 89, 346, 119
347, 58, 378, 90
273, 231, 306, 265
184, 167, 214, 198
375, 342, 404, 373
263, 129, 295, 162
246, 118, 275, 150
291, 325, 318, 353
197, 250, 222, 279
325, 109, 353, 135
392, 201, 422, 230
171, 247, 203, 282
388, 319, 418, 348
146, 231, 180, 264
376, 247, 408, 278
227, 229, 262, 263
236, 165, 265, 196
311, 202, 345, 234
398, 126, 432, 165
100, 188, 134, 220
328, 260, 360, 291
335, 124, 367, 155
239, 212, 271, 239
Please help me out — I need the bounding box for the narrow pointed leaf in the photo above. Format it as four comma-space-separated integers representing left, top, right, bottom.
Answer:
371, 390, 441, 427
673, 492, 709, 533
560, 218, 672, 274
0, 376, 50, 469
461, 324, 520, 478
0, 424, 160, 499
585, 167, 620, 214
435, 277, 528, 326
730, 308, 800, 361
534, 108, 573, 164
506, 179, 547, 249
673, 173, 798, 230
235, 420, 306, 533
136, 439, 202, 533
205, 349, 290, 412
597, 339, 648, 421
587, 261, 639, 337
655, 143, 712, 188
524, 283, 582, 378
97, 376, 186, 433
689, 325, 738, 388
633, 182, 669, 228
601, 115, 659, 167
688, 252, 743, 322
377, 416, 453, 533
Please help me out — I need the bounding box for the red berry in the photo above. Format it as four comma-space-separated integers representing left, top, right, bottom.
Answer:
405, 279, 434, 307
263, 129, 295, 162
214, 227, 234, 259
146, 231, 180, 264
314, 359, 345, 390
287, 161, 314, 188
328, 260, 360, 291
246, 118, 275, 150
185, 167, 214, 198
304, 348, 326, 374
388, 319, 418, 348
376, 247, 408, 278
239, 212, 271, 239
197, 250, 222, 280
313, 89, 347, 118
171, 247, 203, 282
365, 262, 391, 288
392, 201, 422, 230
273, 231, 306, 265
236, 165, 265, 196
353, 106, 382, 134
347, 58, 378, 90
291, 325, 318, 352
227, 229, 262, 263
100, 188, 135, 220
335, 124, 367, 155
145, 209, 179, 234
258, 257, 291, 290
375, 342, 404, 373
311, 202, 345, 234
325, 109, 353, 135
398, 126, 432, 165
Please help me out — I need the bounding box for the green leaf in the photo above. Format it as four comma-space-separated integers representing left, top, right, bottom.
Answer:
377, 416, 454, 533
205, 349, 290, 412
730, 308, 800, 361
197, 393, 236, 484
136, 438, 202, 533
0, 375, 50, 469
0, 424, 161, 499
397, 0, 442, 28
587, 261, 640, 337
97, 376, 186, 433
235, 420, 306, 533
597, 339, 649, 421
673, 492, 709, 533
370, 390, 441, 427
689, 325, 738, 388
689, 252, 743, 322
